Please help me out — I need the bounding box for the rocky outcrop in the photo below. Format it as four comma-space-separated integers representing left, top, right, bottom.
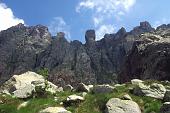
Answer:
119, 24, 170, 83
0, 71, 62, 98
105, 98, 141, 113
0, 24, 51, 84
0, 23, 130, 86
1, 21, 170, 86
132, 82, 166, 99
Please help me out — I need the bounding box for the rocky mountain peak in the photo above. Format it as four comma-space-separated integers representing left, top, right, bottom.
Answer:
57, 32, 65, 38
140, 21, 152, 29
14, 23, 25, 29
131, 21, 155, 35
115, 27, 126, 39
156, 24, 170, 30
1, 22, 170, 88
29, 25, 51, 39
85, 30, 96, 43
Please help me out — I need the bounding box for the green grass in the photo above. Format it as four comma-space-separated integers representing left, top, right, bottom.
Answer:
0, 81, 164, 113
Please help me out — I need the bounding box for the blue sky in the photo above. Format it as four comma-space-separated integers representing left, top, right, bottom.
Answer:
0, 0, 170, 42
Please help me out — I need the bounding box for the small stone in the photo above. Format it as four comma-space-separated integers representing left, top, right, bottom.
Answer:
0, 100, 3, 104
67, 95, 84, 102
60, 102, 63, 105
39, 107, 71, 113
122, 94, 132, 100
82, 92, 87, 97
63, 85, 73, 91
17, 101, 29, 110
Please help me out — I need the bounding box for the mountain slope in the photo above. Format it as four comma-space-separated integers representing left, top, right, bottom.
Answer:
0, 21, 169, 86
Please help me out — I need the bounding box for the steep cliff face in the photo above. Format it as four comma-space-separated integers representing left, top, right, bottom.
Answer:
119, 24, 170, 83
1, 21, 169, 86
0, 24, 51, 84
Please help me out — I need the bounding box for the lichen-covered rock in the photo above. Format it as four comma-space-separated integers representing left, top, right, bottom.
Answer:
64, 94, 84, 106
105, 98, 141, 113
0, 71, 62, 98
66, 94, 84, 102
133, 83, 166, 99
131, 79, 144, 85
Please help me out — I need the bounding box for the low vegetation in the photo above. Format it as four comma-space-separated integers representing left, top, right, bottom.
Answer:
0, 80, 164, 113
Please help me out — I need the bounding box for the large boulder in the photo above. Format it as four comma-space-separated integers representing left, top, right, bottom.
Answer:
105, 98, 141, 113
39, 107, 71, 113
160, 102, 170, 113
133, 83, 166, 99
92, 84, 115, 93
0, 71, 62, 98
13, 84, 35, 98
131, 79, 144, 85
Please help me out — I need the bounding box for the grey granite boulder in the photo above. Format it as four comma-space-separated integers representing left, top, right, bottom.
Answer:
105, 98, 141, 113
92, 84, 115, 93
133, 83, 166, 99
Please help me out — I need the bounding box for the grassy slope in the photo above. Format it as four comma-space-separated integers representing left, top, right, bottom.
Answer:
0, 80, 168, 113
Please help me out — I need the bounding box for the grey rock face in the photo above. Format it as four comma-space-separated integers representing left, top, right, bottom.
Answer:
1, 21, 169, 87
0, 24, 51, 84
131, 21, 155, 35
105, 98, 141, 113
119, 24, 170, 83
85, 30, 96, 43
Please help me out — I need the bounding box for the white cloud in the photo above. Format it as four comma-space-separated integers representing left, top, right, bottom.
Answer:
0, 3, 24, 31
154, 18, 170, 28
96, 24, 115, 40
76, 0, 136, 40
76, 0, 136, 26
48, 17, 71, 41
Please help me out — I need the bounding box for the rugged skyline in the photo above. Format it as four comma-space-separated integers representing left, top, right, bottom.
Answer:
1, 0, 170, 42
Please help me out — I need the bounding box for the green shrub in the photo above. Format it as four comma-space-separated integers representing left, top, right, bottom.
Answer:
37, 68, 49, 80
